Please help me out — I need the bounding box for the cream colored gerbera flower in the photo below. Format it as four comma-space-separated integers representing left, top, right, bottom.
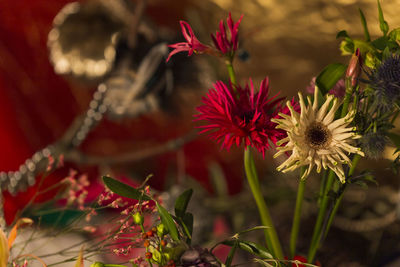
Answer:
272, 87, 364, 183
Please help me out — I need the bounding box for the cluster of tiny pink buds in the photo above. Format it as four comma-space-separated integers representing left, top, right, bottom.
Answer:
134, 200, 156, 213
46, 155, 55, 171
97, 188, 115, 206
113, 245, 132, 256
109, 197, 127, 209
132, 256, 146, 266
85, 207, 98, 222
83, 226, 97, 233
61, 170, 90, 209
121, 205, 134, 215
46, 154, 64, 172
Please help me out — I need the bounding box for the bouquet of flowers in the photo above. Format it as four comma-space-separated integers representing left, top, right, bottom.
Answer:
2, 0, 400, 266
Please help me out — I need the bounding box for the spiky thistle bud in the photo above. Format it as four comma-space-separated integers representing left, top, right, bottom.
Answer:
369, 54, 400, 110
361, 131, 388, 159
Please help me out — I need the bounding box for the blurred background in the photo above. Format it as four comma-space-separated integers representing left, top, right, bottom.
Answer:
1, 0, 400, 266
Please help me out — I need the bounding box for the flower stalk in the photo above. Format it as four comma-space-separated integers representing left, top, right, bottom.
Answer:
307, 170, 335, 263
323, 154, 361, 239
244, 149, 284, 261
289, 167, 307, 259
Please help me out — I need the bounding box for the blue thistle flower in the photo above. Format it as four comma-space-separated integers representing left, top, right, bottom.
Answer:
369, 54, 400, 110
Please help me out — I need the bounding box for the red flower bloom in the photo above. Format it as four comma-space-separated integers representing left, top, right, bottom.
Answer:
196, 78, 287, 157
211, 13, 243, 55
166, 21, 209, 62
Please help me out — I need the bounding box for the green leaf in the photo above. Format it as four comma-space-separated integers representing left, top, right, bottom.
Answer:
359, 8, 370, 41
382, 47, 392, 60
102, 176, 151, 201
336, 30, 349, 39
182, 212, 194, 238
237, 226, 270, 236
225, 240, 238, 267
377, 0, 389, 36
389, 28, 400, 42
253, 259, 276, 267
156, 202, 179, 241
315, 63, 346, 95
371, 36, 389, 50
174, 189, 193, 218
222, 239, 273, 259
353, 39, 376, 54
339, 38, 354, 55
388, 132, 400, 148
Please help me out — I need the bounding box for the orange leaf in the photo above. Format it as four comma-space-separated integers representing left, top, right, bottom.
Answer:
8, 218, 33, 249
74, 246, 85, 267
0, 228, 9, 267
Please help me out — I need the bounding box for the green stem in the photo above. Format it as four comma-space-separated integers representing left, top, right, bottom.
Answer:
225, 240, 238, 267
226, 60, 237, 86
244, 149, 283, 261
317, 170, 328, 206
307, 170, 335, 263
323, 154, 361, 239
341, 78, 353, 118
289, 168, 307, 258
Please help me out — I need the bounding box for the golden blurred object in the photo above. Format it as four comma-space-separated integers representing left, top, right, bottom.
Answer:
48, 1, 127, 82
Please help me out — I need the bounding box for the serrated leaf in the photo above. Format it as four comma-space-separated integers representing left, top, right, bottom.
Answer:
102, 176, 151, 201
377, 0, 389, 36
174, 189, 193, 218
156, 202, 179, 241
359, 8, 370, 41
315, 63, 346, 95
222, 239, 273, 259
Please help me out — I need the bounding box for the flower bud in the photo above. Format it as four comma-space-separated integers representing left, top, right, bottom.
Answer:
90, 262, 104, 267
132, 212, 144, 225
346, 48, 362, 87
157, 223, 168, 237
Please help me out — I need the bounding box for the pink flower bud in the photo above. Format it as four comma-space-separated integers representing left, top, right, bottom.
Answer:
346, 48, 362, 87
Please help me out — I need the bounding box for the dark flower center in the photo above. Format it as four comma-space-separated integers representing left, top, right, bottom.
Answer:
305, 122, 332, 149
243, 110, 255, 123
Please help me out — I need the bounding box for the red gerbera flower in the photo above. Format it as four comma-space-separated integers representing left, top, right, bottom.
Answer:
166, 21, 210, 62
211, 13, 243, 55
195, 78, 287, 157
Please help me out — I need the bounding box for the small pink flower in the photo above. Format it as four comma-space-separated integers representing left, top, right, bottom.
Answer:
195, 78, 287, 157
211, 13, 243, 55
166, 21, 209, 62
